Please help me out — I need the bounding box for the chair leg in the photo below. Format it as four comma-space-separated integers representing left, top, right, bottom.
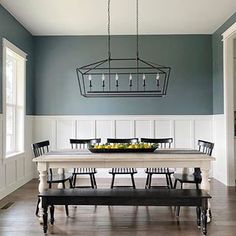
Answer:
90, 174, 94, 188
111, 174, 115, 189
73, 174, 77, 188
175, 180, 183, 217
174, 179, 178, 189
92, 174, 97, 189
168, 174, 173, 189
176, 206, 180, 217
62, 181, 69, 216
165, 174, 170, 188
145, 174, 150, 189
196, 182, 199, 190
149, 174, 153, 189
131, 174, 136, 189
69, 177, 73, 188
65, 205, 69, 216
35, 197, 40, 216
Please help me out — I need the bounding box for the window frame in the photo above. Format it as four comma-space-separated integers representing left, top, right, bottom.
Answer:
2, 38, 27, 159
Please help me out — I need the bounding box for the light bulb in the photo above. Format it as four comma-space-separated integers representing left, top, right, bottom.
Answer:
115, 73, 119, 81
88, 75, 92, 81
129, 74, 132, 80
102, 74, 105, 81
156, 73, 160, 80
143, 74, 146, 80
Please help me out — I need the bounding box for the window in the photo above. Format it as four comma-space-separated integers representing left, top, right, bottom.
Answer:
3, 39, 26, 157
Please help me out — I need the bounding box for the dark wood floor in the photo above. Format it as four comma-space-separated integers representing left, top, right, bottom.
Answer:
0, 178, 235, 236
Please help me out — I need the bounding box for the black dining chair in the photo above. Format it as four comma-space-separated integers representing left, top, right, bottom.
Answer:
141, 138, 174, 189
70, 138, 101, 188
107, 138, 138, 189
173, 139, 214, 217
32, 140, 73, 217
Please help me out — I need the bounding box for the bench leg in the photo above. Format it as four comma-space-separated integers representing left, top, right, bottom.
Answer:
50, 205, 55, 225
196, 207, 201, 228
201, 209, 207, 235
43, 205, 48, 234
201, 199, 208, 235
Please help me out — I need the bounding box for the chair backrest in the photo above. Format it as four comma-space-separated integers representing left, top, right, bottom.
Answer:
194, 140, 214, 177
198, 140, 214, 156
107, 138, 138, 144
70, 138, 101, 149
31, 140, 50, 158
141, 138, 173, 148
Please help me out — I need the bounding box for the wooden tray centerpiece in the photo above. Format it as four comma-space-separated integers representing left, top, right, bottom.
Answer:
88, 143, 158, 153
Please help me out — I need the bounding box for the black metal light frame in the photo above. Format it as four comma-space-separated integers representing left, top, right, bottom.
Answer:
76, 0, 171, 98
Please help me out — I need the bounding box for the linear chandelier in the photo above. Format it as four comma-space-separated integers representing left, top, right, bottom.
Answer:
76, 0, 171, 97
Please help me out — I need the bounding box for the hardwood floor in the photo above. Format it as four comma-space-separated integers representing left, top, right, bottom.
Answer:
0, 178, 235, 236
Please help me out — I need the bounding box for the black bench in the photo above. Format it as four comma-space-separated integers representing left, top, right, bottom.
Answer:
39, 189, 211, 235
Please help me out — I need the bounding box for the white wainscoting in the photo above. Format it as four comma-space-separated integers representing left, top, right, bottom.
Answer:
212, 114, 228, 185
0, 115, 35, 200
33, 115, 214, 178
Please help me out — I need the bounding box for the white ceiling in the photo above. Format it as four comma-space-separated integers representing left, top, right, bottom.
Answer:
1, 0, 236, 35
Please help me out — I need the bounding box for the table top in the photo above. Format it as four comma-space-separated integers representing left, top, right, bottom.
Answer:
33, 148, 215, 163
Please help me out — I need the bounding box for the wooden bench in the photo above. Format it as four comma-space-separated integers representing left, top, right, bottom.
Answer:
39, 188, 211, 235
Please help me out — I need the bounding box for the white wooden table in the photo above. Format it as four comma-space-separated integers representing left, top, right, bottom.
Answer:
33, 149, 215, 221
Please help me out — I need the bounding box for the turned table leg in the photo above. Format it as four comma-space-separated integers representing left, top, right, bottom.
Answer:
38, 163, 48, 223
201, 168, 211, 223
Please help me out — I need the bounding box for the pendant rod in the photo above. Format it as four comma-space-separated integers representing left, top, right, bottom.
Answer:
136, 0, 139, 90
108, 0, 111, 90
136, 0, 139, 60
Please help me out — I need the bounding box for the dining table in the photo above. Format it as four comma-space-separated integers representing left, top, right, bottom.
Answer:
33, 148, 215, 222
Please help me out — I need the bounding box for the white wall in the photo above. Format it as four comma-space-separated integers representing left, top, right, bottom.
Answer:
0, 115, 35, 200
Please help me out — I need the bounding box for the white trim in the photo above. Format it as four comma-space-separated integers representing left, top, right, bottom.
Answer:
2, 39, 27, 159
2, 38, 27, 60
222, 22, 236, 41
33, 114, 213, 120
222, 23, 236, 186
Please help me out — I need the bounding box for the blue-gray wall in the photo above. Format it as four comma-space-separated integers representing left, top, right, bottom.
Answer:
0, 5, 34, 114
34, 35, 213, 115
212, 12, 236, 114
